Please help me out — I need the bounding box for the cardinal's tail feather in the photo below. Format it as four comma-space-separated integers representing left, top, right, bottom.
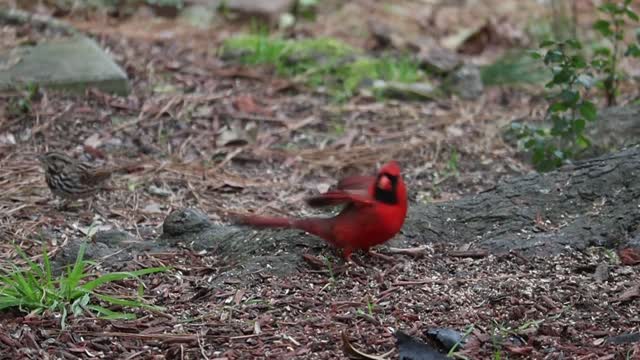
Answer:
233, 214, 337, 246
291, 218, 335, 244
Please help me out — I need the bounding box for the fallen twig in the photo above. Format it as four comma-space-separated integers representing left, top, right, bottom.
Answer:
448, 250, 489, 258
386, 246, 429, 257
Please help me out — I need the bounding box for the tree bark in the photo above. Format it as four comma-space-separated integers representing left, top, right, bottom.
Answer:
401, 145, 640, 256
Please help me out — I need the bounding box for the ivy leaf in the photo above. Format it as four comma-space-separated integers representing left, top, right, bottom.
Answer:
572, 118, 586, 133
578, 101, 598, 121
532, 147, 545, 166
593, 19, 613, 36
591, 58, 608, 69
576, 134, 591, 149
626, 8, 639, 21
549, 101, 569, 113
551, 68, 573, 85
599, 3, 621, 15
544, 49, 564, 64
626, 43, 640, 57
570, 55, 587, 68
540, 39, 556, 48
594, 46, 611, 57
525, 138, 536, 149
559, 89, 579, 106
565, 39, 582, 49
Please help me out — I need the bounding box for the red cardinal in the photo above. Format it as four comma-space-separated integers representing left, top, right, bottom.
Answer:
234, 161, 408, 260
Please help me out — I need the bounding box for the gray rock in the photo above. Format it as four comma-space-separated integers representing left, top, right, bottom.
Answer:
179, 5, 219, 28
372, 80, 442, 101
0, 36, 129, 95
225, 0, 295, 22
52, 230, 157, 272
93, 229, 137, 246
443, 63, 484, 100
0, 8, 77, 36
366, 21, 462, 75
187, 0, 223, 9
417, 45, 462, 75
162, 208, 213, 237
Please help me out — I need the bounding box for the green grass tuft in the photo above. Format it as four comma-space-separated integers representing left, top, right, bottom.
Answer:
0, 242, 168, 328
220, 34, 424, 101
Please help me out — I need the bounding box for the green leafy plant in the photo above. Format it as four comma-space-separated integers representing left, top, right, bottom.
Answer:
447, 149, 460, 177
488, 320, 538, 360
515, 39, 597, 171
515, 1, 638, 171
322, 256, 336, 286
365, 296, 374, 316
7, 83, 39, 116
0, 242, 167, 329
145, 0, 183, 8
430, 148, 461, 187
447, 324, 474, 358
592, 0, 640, 106
220, 34, 423, 101
295, 0, 318, 20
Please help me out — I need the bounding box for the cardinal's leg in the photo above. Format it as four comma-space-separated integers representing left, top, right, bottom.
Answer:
342, 248, 353, 263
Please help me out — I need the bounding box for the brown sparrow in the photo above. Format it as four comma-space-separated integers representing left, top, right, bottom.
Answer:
37, 151, 136, 200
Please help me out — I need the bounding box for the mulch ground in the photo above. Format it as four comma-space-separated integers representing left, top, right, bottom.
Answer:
1, 1, 639, 359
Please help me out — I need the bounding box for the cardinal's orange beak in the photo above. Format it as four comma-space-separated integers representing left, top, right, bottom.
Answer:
377, 175, 392, 191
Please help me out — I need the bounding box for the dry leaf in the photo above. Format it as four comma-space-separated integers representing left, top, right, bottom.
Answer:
233, 94, 271, 116
142, 202, 163, 214
0, 132, 16, 145
148, 185, 173, 197
616, 284, 640, 302
457, 21, 496, 55
504, 345, 534, 355
619, 247, 640, 266
84, 133, 103, 149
